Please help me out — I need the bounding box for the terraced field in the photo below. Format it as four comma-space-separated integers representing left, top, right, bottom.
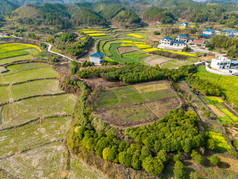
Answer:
0, 43, 103, 178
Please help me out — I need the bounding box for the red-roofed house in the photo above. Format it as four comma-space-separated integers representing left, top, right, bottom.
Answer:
193, 39, 208, 47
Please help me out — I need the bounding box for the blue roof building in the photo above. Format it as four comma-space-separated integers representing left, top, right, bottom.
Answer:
162, 37, 173, 40
89, 52, 105, 65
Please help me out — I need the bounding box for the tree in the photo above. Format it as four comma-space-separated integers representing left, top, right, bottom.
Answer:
142, 157, 164, 176
234, 140, 238, 149
102, 147, 110, 160
209, 155, 220, 166
173, 161, 185, 179
157, 150, 168, 163
131, 153, 142, 170
107, 146, 119, 162
206, 139, 215, 150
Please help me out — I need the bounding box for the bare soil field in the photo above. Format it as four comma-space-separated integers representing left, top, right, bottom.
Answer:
117, 46, 137, 54
208, 104, 226, 117
143, 55, 171, 66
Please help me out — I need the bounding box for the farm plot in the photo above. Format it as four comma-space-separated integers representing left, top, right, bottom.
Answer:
95, 81, 181, 128
122, 51, 149, 64
10, 79, 63, 100
161, 58, 199, 69
0, 55, 34, 65
0, 117, 71, 158
1, 94, 76, 129
67, 156, 104, 179
207, 131, 232, 151
0, 67, 59, 85
2, 63, 50, 76
0, 142, 67, 178
117, 46, 137, 54
142, 55, 170, 66
0, 86, 9, 104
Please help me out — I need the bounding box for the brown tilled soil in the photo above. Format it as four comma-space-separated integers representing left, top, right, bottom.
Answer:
117, 46, 137, 54
208, 104, 226, 117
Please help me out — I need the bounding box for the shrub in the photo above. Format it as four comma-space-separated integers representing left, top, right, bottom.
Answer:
154, 31, 161, 35
206, 139, 215, 150
209, 155, 220, 166
173, 154, 180, 162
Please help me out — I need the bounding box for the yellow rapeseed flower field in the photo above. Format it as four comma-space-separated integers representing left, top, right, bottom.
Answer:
87, 33, 106, 37
221, 109, 238, 122
208, 131, 232, 151
127, 34, 144, 39
143, 48, 196, 57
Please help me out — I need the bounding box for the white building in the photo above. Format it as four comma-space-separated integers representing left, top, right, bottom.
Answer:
176, 34, 190, 42
173, 41, 186, 47
180, 22, 189, 28
89, 52, 105, 65
211, 56, 231, 69
160, 37, 173, 46
202, 28, 215, 38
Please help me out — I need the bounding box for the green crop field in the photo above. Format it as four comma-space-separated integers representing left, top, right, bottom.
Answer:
0, 55, 34, 65
197, 66, 238, 109
0, 50, 29, 59
0, 67, 59, 85
207, 131, 232, 151
96, 86, 146, 110
0, 117, 70, 158
122, 51, 148, 64
11, 79, 63, 100
141, 89, 176, 101
1, 94, 76, 129
3, 63, 50, 75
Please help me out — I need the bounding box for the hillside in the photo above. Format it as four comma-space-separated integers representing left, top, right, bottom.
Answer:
11, 3, 107, 28
0, 0, 18, 17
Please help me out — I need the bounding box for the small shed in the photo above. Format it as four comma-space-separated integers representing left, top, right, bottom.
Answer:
89, 52, 105, 65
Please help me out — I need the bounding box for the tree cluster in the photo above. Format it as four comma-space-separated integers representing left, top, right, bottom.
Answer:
186, 75, 221, 96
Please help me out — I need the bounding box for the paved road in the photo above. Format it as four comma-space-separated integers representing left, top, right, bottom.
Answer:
45, 43, 75, 62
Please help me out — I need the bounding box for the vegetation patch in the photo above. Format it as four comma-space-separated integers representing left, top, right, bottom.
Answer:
207, 131, 232, 151
127, 34, 144, 39
196, 66, 238, 109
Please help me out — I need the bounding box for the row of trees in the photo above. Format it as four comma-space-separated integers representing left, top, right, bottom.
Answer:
77, 63, 196, 83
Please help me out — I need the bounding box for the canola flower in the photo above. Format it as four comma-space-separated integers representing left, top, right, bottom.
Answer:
127, 34, 144, 39
0, 43, 42, 52
207, 96, 224, 104
87, 33, 106, 37
135, 44, 151, 49
143, 48, 196, 57
208, 131, 232, 151
221, 109, 238, 122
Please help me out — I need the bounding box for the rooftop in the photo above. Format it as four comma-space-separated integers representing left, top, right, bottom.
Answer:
204, 28, 215, 32
178, 34, 189, 38
163, 37, 173, 40
173, 41, 185, 44
90, 52, 104, 57
201, 34, 213, 37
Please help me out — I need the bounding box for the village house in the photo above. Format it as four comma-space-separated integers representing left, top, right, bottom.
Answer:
160, 37, 173, 46
176, 34, 190, 42
193, 39, 208, 47
201, 28, 215, 38
180, 22, 189, 28
0, 33, 10, 38
173, 41, 186, 47
221, 29, 238, 38
211, 56, 238, 69
89, 52, 105, 65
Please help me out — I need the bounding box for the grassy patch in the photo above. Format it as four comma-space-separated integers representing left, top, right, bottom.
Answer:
207, 96, 224, 104
1, 94, 76, 129
162, 58, 199, 69
11, 79, 63, 100
0, 117, 71, 158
